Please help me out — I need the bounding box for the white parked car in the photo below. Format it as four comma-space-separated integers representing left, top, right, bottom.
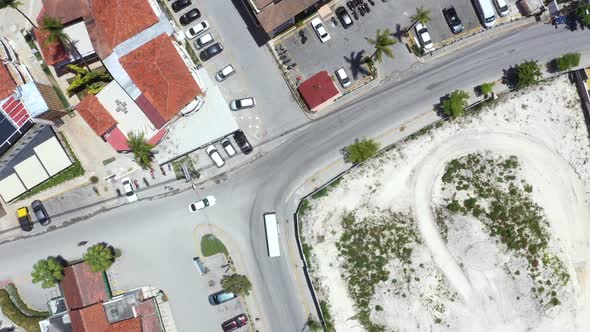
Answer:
221, 138, 236, 157
335, 67, 351, 88
415, 22, 433, 50
189, 195, 216, 212
493, 0, 509, 17
195, 33, 214, 49
180, 96, 204, 116
311, 17, 330, 43
121, 177, 137, 203
186, 21, 209, 39
229, 97, 256, 111
215, 64, 235, 82
206, 145, 225, 168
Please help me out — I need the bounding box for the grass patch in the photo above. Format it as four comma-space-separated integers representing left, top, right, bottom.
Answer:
200, 234, 228, 257
441, 153, 570, 307
102, 157, 116, 166
311, 177, 342, 199
298, 198, 310, 217
336, 211, 419, 331
319, 300, 336, 332
184, 40, 201, 67
42, 66, 70, 108
16, 132, 84, 201
171, 156, 200, 181
0, 288, 47, 332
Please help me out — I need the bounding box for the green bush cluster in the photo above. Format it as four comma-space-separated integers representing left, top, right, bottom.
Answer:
554, 52, 581, 72
441, 90, 469, 118
515, 60, 542, 90
336, 212, 419, 331
345, 138, 380, 164
441, 153, 570, 307
0, 289, 46, 332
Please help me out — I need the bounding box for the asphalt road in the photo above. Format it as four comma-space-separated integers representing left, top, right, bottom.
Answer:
1, 23, 589, 332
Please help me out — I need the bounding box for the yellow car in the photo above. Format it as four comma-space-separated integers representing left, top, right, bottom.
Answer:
17, 207, 33, 232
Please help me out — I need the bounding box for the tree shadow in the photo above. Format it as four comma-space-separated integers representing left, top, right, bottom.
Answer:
565, 9, 579, 31
434, 94, 449, 118
343, 50, 370, 79
501, 66, 518, 90
545, 59, 558, 74
393, 24, 403, 41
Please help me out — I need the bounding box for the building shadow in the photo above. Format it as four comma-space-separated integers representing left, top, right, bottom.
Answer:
230, 0, 269, 47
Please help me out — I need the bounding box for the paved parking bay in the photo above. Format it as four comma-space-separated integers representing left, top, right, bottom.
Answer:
164, 0, 308, 146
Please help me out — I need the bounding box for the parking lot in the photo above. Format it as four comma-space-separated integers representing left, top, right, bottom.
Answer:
200, 253, 252, 331
276, 0, 519, 89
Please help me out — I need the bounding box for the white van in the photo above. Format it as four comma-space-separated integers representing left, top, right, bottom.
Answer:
475, 0, 496, 28
493, 0, 509, 17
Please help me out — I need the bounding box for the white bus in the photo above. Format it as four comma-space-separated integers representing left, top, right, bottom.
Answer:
264, 213, 281, 257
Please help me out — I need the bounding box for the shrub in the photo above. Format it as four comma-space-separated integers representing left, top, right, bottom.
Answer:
0, 289, 45, 332
577, 3, 590, 28
90, 176, 99, 184
31, 258, 64, 288
221, 274, 252, 296
515, 60, 542, 90
441, 90, 469, 118
555, 52, 581, 72
200, 234, 229, 257
345, 138, 380, 164
479, 82, 495, 96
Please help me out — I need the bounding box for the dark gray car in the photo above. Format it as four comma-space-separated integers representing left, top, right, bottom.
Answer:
32, 200, 50, 226
208, 290, 236, 305
200, 42, 223, 61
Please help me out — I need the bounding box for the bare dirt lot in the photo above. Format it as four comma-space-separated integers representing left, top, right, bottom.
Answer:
300, 76, 590, 331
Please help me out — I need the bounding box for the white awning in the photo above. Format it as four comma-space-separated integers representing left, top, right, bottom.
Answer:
34, 137, 73, 176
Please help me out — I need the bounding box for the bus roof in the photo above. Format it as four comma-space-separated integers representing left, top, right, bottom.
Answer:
264, 213, 280, 257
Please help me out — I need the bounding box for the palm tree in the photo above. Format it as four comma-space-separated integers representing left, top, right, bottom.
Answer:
405, 6, 431, 33
127, 131, 154, 169
366, 29, 396, 63
84, 243, 115, 272
0, 0, 37, 28
31, 258, 64, 288
41, 16, 91, 70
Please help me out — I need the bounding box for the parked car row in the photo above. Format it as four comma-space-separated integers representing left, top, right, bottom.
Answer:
17, 200, 51, 232
206, 130, 253, 168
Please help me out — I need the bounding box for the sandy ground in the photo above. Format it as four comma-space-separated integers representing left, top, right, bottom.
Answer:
301, 75, 590, 331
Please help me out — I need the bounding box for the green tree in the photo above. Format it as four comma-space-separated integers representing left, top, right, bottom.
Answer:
441, 89, 470, 118
479, 82, 495, 97
555, 52, 581, 72
0, 0, 37, 28
515, 60, 542, 90
41, 16, 90, 70
31, 258, 64, 288
83, 243, 115, 272
366, 29, 396, 63
306, 315, 323, 331
221, 274, 252, 296
406, 6, 431, 32
577, 3, 590, 28
66, 64, 111, 95
345, 138, 380, 164
127, 131, 154, 169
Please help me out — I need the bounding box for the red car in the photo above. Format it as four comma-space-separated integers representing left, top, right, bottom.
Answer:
221, 313, 248, 331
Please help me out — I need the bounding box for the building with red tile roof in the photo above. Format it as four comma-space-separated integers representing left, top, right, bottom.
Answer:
120, 34, 201, 124
69, 303, 110, 332
86, 0, 159, 59
60, 263, 109, 310
0, 64, 16, 100
33, 27, 70, 66
38, 0, 90, 25
40, 262, 164, 332
298, 71, 341, 112
76, 94, 117, 136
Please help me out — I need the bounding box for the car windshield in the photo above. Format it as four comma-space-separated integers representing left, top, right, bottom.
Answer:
126, 191, 134, 197
485, 16, 495, 23
217, 292, 235, 302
